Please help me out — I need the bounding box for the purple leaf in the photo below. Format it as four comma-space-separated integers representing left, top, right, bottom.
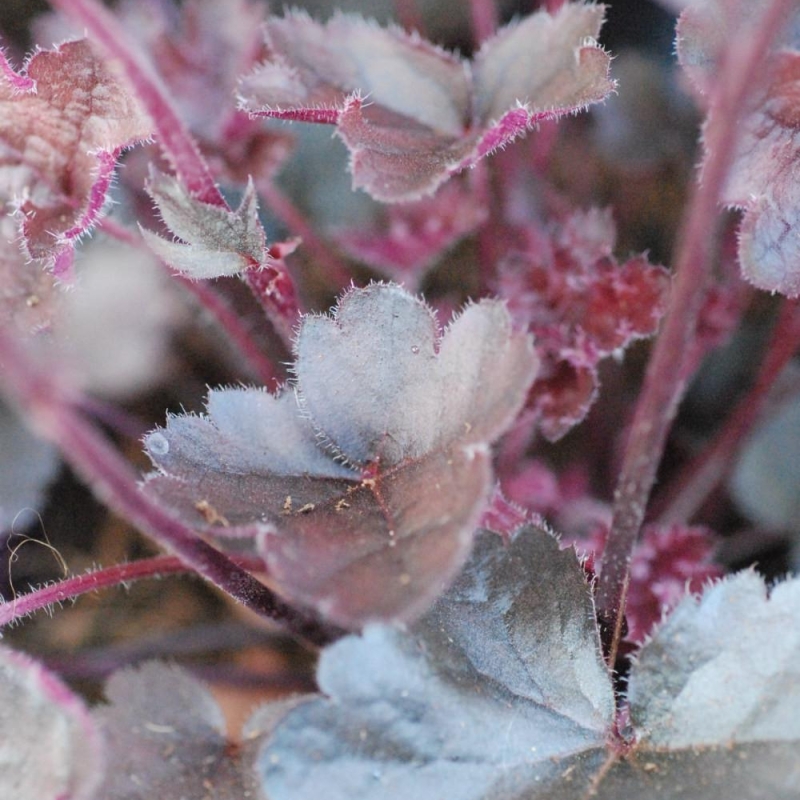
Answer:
256, 526, 615, 800
677, 2, 800, 295
144, 283, 537, 627
0, 217, 58, 336
142, 169, 268, 278
0, 39, 152, 278
93, 661, 266, 800
254, 533, 800, 799
239, 4, 614, 201
0, 644, 104, 800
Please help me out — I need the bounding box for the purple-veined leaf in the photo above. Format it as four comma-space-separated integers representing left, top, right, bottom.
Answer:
144, 283, 538, 628
142, 169, 268, 279
0, 644, 104, 800
0, 39, 151, 278
254, 530, 800, 799
677, 2, 800, 295
239, 4, 614, 201
256, 526, 615, 800
93, 661, 268, 800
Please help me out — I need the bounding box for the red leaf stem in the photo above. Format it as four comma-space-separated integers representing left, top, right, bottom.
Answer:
0, 329, 337, 647
654, 297, 800, 525
595, 0, 796, 665
98, 218, 282, 389
0, 555, 187, 628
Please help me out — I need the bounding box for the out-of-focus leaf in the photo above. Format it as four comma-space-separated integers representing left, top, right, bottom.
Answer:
144, 283, 537, 627
0, 644, 104, 800
0, 39, 151, 277
335, 179, 486, 287
677, 2, 800, 295
93, 661, 266, 800
142, 169, 267, 279
0, 217, 58, 336
239, 4, 614, 201
0, 399, 58, 534
629, 571, 800, 747
497, 208, 670, 440
256, 526, 615, 800
730, 388, 800, 531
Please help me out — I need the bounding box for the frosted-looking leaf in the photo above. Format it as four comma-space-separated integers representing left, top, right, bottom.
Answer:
629, 571, 800, 747
729, 388, 800, 531
0, 644, 104, 800
677, 3, 800, 295
144, 283, 537, 627
256, 527, 615, 800
0, 40, 151, 277
93, 662, 266, 799
254, 545, 800, 799
142, 169, 268, 278
239, 4, 614, 201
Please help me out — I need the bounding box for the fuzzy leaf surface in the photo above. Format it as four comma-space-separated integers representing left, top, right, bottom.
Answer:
0, 644, 104, 800
256, 538, 800, 799
257, 526, 615, 800
142, 169, 267, 278
239, 4, 613, 201
0, 39, 151, 276
677, 2, 800, 295
93, 661, 266, 799
144, 283, 537, 627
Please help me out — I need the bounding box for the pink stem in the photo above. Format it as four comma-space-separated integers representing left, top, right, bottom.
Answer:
98, 218, 281, 389
0, 330, 337, 646
468, 0, 498, 44
595, 0, 795, 663
0, 555, 186, 627
50, 0, 302, 338
654, 298, 800, 524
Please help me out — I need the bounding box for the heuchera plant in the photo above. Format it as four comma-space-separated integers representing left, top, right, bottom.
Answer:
1, 0, 800, 797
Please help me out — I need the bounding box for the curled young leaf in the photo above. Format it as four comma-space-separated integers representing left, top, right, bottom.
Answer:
239, 4, 614, 201
0, 644, 104, 800
142, 169, 268, 279
144, 283, 537, 628
0, 39, 151, 277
